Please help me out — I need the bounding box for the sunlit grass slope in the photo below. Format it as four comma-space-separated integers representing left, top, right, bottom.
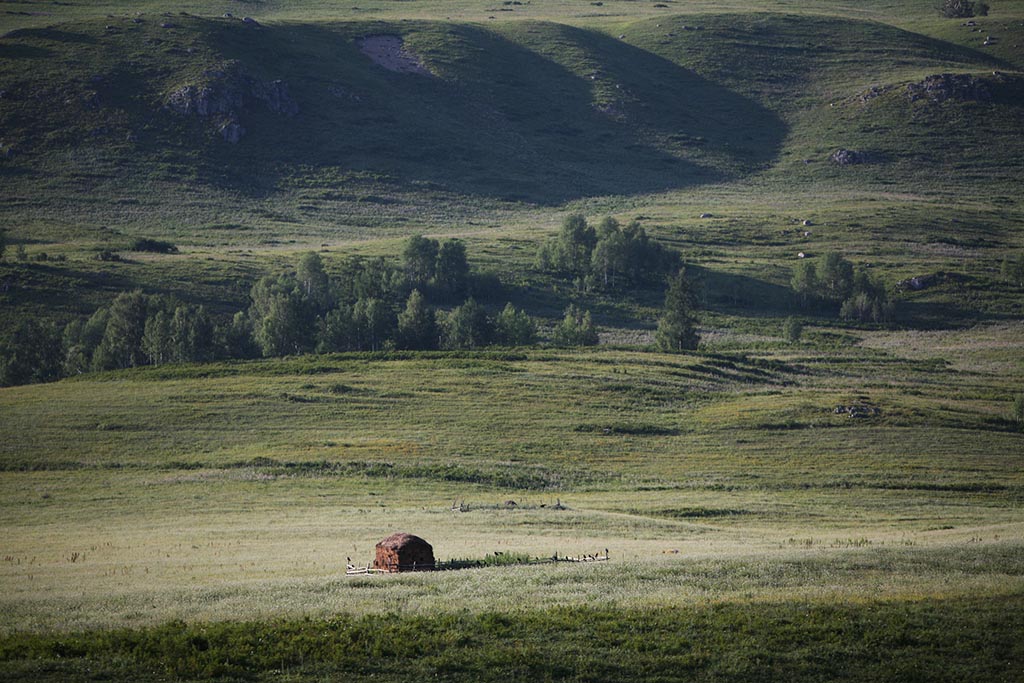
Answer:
1, 8, 1021, 242
0, 0, 1022, 679
0, 342, 1021, 679
1, 342, 1021, 628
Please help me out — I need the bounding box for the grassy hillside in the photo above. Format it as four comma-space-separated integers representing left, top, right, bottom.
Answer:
0, 15, 784, 230
1, 8, 1022, 243
0, 344, 1021, 678
1, 0, 1023, 680
1, 7, 1022, 335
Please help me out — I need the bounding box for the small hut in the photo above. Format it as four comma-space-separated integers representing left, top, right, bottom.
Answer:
373, 533, 435, 572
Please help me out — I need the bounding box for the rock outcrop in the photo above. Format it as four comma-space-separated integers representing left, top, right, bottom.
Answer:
858, 84, 891, 103
895, 271, 964, 292
164, 61, 298, 143
906, 73, 991, 103
830, 149, 869, 166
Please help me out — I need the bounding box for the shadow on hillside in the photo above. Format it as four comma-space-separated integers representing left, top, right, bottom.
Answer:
0, 43, 53, 59
688, 266, 795, 314
896, 301, 1020, 330
4, 27, 98, 44
194, 20, 787, 205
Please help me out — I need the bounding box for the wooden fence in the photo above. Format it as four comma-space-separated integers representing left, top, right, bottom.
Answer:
346, 550, 609, 575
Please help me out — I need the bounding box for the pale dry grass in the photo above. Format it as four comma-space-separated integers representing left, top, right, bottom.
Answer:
2, 469, 1022, 633
1, 346, 1020, 634
857, 322, 1024, 374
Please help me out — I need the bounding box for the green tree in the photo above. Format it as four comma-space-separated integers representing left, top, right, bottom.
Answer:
656, 269, 700, 352
92, 290, 150, 370
534, 240, 559, 271
396, 290, 438, 350
248, 273, 316, 357
818, 252, 855, 302
142, 310, 173, 366
552, 304, 599, 347
353, 297, 393, 351
62, 308, 109, 376
558, 214, 597, 276
316, 306, 357, 353
170, 304, 215, 362
442, 298, 492, 349
254, 291, 311, 356
591, 223, 628, 289
403, 235, 439, 291
434, 240, 469, 299
223, 311, 259, 359
61, 319, 89, 377
0, 226, 6, 261
296, 252, 332, 315
335, 255, 402, 303
791, 260, 818, 309
494, 303, 537, 346
784, 317, 803, 343
840, 272, 893, 323
0, 318, 63, 386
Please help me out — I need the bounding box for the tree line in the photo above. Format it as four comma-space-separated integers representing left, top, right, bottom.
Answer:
0, 225, 702, 387
0, 238, 602, 387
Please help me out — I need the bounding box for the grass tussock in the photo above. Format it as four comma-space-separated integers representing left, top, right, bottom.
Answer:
2, 595, 1023, 681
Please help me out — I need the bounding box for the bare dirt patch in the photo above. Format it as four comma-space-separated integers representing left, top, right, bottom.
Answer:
357, 35, 432, 76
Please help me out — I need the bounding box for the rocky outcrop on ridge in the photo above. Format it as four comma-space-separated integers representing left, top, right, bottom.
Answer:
164, 61, 298, 143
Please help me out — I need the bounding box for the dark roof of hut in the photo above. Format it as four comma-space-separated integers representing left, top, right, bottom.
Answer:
376, 532, 431, 550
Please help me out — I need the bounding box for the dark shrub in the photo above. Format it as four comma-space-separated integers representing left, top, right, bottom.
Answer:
131, 238, 179, 254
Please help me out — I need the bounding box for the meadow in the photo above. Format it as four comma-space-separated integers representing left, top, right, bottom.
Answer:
1, 0, 1023, 679
1, 340, 1021, 679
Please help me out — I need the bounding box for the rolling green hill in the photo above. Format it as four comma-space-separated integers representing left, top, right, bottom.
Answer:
0, 15, 781, 219
1, 1, 1023, 680
1, 9, 1022, 241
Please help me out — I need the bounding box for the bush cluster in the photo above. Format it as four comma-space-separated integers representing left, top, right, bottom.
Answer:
791, 252, 893, 322
536, 214, 678, 291
939, 0, 989, 17
130, 238, 179, 254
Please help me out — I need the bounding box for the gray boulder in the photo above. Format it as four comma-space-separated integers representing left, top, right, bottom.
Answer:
250, 79, 299, 116
165, 84, 243, 118
830, 149, 868, 165
906, 73, 991, 103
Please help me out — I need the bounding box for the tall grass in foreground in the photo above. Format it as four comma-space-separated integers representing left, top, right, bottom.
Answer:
1, 595, 1022, 682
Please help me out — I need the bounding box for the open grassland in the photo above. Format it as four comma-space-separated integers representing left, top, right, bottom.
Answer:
1, 338, 1021, 678
3, 597, 1021, 682
1, 0, 1024, 679
2, 0, 1024, 32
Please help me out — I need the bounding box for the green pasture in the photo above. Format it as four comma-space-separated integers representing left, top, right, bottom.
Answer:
1, 343, 1021, 630
0, 341, 1022, 679
1, 0, 1023, 678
